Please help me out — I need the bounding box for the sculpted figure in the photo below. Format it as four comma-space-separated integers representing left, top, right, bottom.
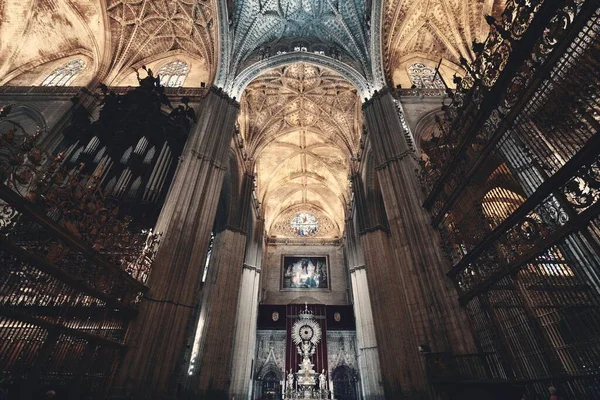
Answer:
319, 369, 327, 390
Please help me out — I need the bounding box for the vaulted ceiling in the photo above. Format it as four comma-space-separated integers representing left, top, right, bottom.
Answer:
0, 0, 217, 86
0, 0, 506, 238
105, 0, 216, 81
229, 0, 371, 77
240, 63, 361, 237
0, 0, 506, 89
383, 0, 505, 85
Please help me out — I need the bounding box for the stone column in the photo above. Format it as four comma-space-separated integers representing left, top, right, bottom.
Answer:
113, 88, 239, 398
229, 216, 264, 399
193, 228, 248, 394
350, 267, 385, 400
229, 211, 264, 400
188, 169, 256, 395
345, 208, 385, 400
361, 89, 476, 398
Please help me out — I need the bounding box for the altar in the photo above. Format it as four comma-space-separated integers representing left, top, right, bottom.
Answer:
284, 305, 333, 400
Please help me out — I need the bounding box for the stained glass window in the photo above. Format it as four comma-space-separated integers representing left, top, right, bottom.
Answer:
157, 61, 189, 87
407, 63, 445, 89
41, 59, 85, 86
290, 212, 319, 237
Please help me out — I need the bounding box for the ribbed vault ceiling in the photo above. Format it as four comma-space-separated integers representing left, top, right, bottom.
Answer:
240, 63, 361, 238
219, 0, 369, 76
106, 0, 216, 81
0, 0, 508, 91
383, 0, 505, 82
0, 0, 508, 238
0, 0, 217, 86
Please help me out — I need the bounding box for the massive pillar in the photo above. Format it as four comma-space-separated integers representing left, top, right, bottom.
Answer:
113, 88, 239, 399
344, 202, 385, 400
190, 168, 256, 396
361, 89, 476, 398
229, 212, 264, 400
193, 227, 248, 395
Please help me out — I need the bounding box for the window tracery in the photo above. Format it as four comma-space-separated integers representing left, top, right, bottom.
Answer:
157, 61, 189, 87
41, 59, 85, 86
407, 63, 445, 89
290, 212, 319, 237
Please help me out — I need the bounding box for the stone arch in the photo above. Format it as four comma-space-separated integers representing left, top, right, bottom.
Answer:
414, 109, 443, 147
331, 364, 359, 400
2, 105, 48, 133
2, 52, 95, 87
229, 53, 372, 99
256, 362, 283, 381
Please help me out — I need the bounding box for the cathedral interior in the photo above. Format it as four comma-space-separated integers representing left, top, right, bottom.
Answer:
0, 0, 599, 399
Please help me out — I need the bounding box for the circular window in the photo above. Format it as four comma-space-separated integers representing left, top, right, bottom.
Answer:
290, 212, 318, 237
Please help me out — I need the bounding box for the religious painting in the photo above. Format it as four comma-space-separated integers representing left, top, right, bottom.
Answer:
281, 256, 329, 290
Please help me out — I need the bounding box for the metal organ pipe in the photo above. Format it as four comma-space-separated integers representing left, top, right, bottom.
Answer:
153, 153, 172, 204
143, 146, 156, 164
128, 176, 142, 199
61, 140, 80, 164
83, 136, 100, 155
92, 155, 114, 185
134, 136, 149, 155
93, 146, 107, 163
113, 168, 132, 197
144, 143, 170, 203
143, 142, 168, 202
120, 147, 132, 164
70, 146, 84, 163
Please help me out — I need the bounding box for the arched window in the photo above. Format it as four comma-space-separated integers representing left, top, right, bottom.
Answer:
157, 60, 189, 87
41, 59, 85, 86
290, 212, 319, 237
407, 63, 445, 89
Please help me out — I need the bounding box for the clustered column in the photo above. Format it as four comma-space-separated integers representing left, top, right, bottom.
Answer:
229, 215, 264, 399
191, 170, 257, 395
113, 88, 239, 398
344, 210, 385, 400
361, 89, 477, 398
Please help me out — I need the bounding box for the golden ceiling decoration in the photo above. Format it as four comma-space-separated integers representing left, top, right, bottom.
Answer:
107, 0, 215, 80
0, 0, 105, 84
0, 0, 218, 86
383, 0, 505, 80
241, 63, 361, 237
241, 63, 361, 156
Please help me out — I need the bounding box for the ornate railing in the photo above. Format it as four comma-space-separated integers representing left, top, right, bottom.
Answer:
417, 2, 600, 398
0, 88, 166, 397
0, 180, 148, 397
421, 0, 590, 214
395, 88, 447, 97
449, 135, 600, 303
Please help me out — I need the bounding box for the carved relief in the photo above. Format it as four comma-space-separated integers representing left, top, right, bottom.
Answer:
327, 331, 358, 372
255, 330, 287, 379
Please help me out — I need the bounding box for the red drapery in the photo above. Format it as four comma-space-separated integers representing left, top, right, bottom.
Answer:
285, 304, 328, 375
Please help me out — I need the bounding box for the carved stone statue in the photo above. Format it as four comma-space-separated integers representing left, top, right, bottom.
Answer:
287, 369, 294, 391
319, 369, 327, 391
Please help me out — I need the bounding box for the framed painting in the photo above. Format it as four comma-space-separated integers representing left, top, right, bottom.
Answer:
281, 255, 329, 290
